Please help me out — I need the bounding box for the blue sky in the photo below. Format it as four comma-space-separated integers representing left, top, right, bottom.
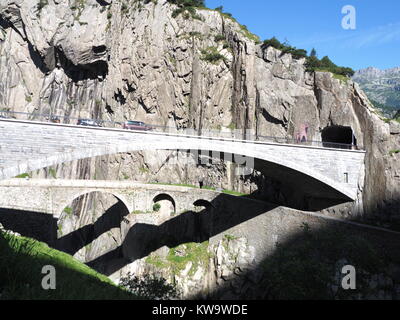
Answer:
205, 0, 400, 70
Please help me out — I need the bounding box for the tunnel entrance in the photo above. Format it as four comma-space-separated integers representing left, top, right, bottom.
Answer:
321, 126, 356, 149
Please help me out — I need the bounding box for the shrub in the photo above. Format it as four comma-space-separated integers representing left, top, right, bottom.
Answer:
121, 3, 128, 13
263, 37, 307, 59
263, 37, 282, 49
168, 0, 205, 19
201, 46, 226, 64
305, 55, 354, 77
63, 206, 73, 215
264, 37, 354, 76
214, 34, 225, 42
119, 273, 179, 300
37, 0, 48, 11
153, 203, 161, 212
167, 0, 205, 7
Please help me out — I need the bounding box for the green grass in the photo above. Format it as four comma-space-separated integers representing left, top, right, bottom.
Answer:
239, 24, 260, 43
131, 210, 154, 215
150, 182, 198, 188
48, 168, 57, 179
389, 149, 400, 156
146, 254, 169, 269
15, 173, 31, 179
222, 190, 247, 196
139, 166, 150, 174
201, 7, 260, 44
224, 234, 238, 241
200, 46, 227, 64
167, 242, 210, 276
227, 122, 236, 130
62, 206, 73, 216
0, 231, 139, 299
315, 69, 349, 83
146, 242, 210, 277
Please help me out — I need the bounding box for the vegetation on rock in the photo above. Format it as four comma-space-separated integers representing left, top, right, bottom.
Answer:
119, 273, 179, 300
168, 0, 205, 20
263, 37, 355, 77
306, 54, 355, 77
146, 241, 211, 278
263, 37, 308, 59
201, 46, 227, 64
0, 231, 137, 299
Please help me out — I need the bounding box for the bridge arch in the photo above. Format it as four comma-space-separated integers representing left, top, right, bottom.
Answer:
58, 189, 132, 217
152, 193, 176, 215
54, 139, 355, 201
0, 120, 365, 203
13, 140, 356, 205
55, 191, 130, 260
193, 199, 214, 210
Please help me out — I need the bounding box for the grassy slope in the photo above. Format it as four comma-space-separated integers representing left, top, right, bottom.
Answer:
0, 231, 139, 300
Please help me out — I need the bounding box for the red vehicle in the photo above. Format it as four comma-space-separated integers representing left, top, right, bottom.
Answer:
123, 120, 153, 131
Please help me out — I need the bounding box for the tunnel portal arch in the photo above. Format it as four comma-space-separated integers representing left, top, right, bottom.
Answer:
321, 126, 357, 149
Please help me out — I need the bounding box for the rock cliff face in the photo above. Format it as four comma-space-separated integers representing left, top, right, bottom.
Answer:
1, 0, 399, 221
0, 0, 399, 220
1, 0, 400, 299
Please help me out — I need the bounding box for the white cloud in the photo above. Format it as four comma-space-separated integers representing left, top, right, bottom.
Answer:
298, 22, 400, 49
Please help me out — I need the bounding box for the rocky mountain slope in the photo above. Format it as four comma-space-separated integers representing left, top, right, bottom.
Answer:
0, 1, 399, 223
1, 0, 400, 300
353, 67, 400, 116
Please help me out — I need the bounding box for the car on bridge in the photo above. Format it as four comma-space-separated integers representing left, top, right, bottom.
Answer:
77, 119, 102, 127
122, 120, 153, 131
50, 116, 61, 123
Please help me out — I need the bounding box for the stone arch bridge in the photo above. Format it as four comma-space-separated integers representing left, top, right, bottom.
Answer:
0, 119, 366, 201
0, 179, 218, 218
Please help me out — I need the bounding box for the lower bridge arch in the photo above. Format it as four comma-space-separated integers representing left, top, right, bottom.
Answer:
193, 199, 214, 210
55, 191, 130, 270
152, 193, 176, 215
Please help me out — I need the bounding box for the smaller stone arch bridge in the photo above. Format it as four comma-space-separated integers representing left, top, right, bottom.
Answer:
0, 179, 218, 219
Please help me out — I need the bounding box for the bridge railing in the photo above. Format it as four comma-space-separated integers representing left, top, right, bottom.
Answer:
0, 110, 359, 150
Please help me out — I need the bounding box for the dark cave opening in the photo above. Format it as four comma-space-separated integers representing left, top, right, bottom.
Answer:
92, 45, 107, 54
321, 126, 357, 149
55, 47, 109, 82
